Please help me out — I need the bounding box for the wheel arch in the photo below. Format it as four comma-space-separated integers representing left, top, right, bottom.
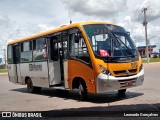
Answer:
72, 77, 87, 89
25, 76, 31, 84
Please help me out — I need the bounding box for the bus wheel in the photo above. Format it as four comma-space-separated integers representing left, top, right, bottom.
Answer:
78, 81, 87, 101
27, 78, 41, 93
118, 89, 126, 94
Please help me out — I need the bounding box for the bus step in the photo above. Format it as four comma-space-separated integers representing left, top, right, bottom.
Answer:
53, 86, 66, 90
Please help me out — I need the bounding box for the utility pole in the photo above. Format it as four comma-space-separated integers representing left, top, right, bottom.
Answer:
142, 7, 149, 63
70, 20, 72, 24
148, 39, 152, 58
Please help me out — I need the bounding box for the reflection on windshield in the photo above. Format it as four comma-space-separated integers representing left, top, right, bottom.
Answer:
83, 24, 137, 57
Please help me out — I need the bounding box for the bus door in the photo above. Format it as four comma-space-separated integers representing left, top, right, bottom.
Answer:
12, 44, 21, 83
48, 35, 61, 86
48, 32, 69, 88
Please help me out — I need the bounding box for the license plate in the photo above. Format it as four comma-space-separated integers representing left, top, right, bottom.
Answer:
125, 81, 133, 86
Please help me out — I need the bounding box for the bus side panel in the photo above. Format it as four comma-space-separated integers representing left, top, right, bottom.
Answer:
68, 60, 96, 93
20, 62, 49, 88
48, 60, 61, 85
8, 64, 18, 83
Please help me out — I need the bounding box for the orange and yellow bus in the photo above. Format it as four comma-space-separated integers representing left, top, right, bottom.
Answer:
7, 21, 144, 100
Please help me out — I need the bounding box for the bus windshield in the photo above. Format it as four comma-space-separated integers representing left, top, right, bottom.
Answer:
83, 24, 137, 57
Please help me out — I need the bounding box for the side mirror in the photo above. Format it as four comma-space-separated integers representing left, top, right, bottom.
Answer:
127, 31, 130, 37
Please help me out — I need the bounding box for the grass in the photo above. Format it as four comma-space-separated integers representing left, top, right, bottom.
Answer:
0, 69, 8, 73
142, 58, 160, 63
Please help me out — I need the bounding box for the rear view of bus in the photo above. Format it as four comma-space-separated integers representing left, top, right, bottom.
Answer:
83, 23, 144, 94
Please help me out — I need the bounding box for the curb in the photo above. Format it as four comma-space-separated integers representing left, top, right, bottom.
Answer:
0, 72, 8, 75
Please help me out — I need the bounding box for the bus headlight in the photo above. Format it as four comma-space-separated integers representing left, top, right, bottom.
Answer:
98, 64, 111, 75
139, 64, 143, 72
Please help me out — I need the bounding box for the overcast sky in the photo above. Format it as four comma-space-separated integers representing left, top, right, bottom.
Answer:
1, 0, 160, 59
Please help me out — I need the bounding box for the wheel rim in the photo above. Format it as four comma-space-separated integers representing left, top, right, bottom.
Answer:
79, 84, 84, 96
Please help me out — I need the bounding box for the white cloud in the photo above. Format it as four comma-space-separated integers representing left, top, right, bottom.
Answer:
1, 0, 160, 58
63, 0, 128, 19
124, 22, 160, 52
0, 0, 69, 57
124, 16, 131, 23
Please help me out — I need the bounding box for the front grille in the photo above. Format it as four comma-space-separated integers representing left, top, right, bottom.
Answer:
115, 74, 137, 77
113, 69, 137, 76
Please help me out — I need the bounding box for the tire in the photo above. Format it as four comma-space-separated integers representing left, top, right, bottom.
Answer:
27, 78, 41, 93
78, 81, 87, 101
118, 89, 126, 94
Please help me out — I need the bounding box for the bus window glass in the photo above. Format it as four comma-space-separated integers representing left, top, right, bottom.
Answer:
70, 33, 90, 63
7, 45, 13, 64
33, 38, 47, 61
21, 52, 32, 62
20, 41, 32, 62
62, 35, 68, 58
83, 24, 137, 57
23, 41, 30, 51
50, 36, 59, 61
91, 33, 111, 56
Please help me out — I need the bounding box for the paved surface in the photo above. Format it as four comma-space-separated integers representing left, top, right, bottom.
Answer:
0, 63, 160, 119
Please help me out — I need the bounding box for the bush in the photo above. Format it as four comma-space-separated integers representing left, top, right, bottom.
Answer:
0, 64, 6, 69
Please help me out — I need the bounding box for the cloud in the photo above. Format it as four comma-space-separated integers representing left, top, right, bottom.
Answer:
0, 14, 13, 47
147, 0, 160, 22
123, 21, 160, 51
0, 0, 67, 52
0, 15, 51, 56
0, 14, 11, 28
119, 13, 160, 50
63, 0, 128, 19
1, 0, 160, 58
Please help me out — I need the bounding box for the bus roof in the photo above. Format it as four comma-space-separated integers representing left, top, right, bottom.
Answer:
7, 21, 118, 45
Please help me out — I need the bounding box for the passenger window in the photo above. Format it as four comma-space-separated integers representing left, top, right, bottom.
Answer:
69, 32, 90, 63
7, 45, 13, 64
62, 35, 68, 59
33, 38, 47, 61
50, 36, 59, 61
20, 41, 32, 62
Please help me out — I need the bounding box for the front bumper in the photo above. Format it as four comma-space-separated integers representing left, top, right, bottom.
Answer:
96, 68, 144, 93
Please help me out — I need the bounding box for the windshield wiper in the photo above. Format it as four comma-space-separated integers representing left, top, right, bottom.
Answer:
115, 36, 135, 57
104, 25, 135, 57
